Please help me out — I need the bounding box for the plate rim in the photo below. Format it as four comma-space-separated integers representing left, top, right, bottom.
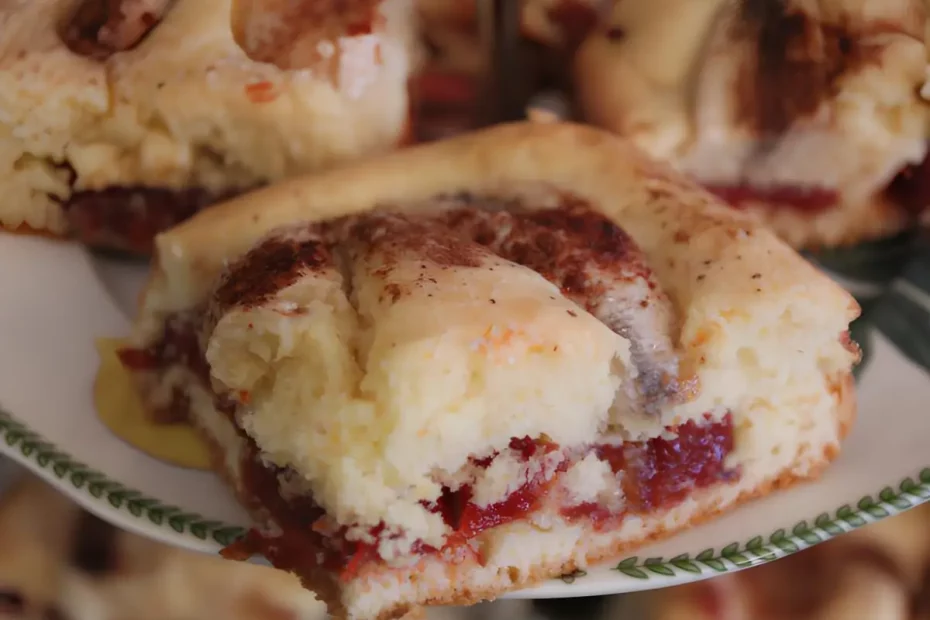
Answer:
2, 407, 928, 591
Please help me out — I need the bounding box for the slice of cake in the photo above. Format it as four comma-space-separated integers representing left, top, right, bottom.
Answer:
118, 122, 860, 619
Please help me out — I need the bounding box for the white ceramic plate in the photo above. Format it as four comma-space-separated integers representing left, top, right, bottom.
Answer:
1, 232, 929, 599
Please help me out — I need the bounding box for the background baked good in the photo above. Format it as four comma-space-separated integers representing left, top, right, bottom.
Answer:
409, 0, 610, 141
0, 0, 417, 253
574, 0, 930, 249
652, 503, 930, 620
0, 472, 327, 620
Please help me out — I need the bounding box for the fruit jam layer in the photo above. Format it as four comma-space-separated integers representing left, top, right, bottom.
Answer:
223, 414, 735, 582
118, 312, 209, 423
704, 148, 930, 215
63, 186, 241, 255
122, 312, 737, 579
704, 184, 838, 213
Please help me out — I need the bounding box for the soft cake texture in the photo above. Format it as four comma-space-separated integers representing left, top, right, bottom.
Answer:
204, 221, 629, 552
124, 123, 859, 620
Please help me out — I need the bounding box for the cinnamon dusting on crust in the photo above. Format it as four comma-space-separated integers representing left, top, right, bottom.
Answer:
217, 194, 667, 319
428, 194, 683, 414
213, 228, 333, 312
206, 193, 685, 420
347, 212, 485, 270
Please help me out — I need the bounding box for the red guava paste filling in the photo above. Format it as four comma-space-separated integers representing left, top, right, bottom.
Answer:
122, 315, 737, 578
703, 184, 839, 214
223, 417, 735, 581
63, 186, 240, 255
118, 312, 207, 423
561, 413, 735, 528
704, 148, 930, 217
222, 436, 565, 581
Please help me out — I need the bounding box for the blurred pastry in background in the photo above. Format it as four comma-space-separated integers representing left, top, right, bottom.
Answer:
409, 0, 485, 141
409, 0, 610, 141
0, 471, 327, 620
913, 67, 930, 232
652, 503, 930, 620
520, 0, 612, 96
574, 0, 930, 249
0, 473, 79, 620
0, 0, 417, 254
522, 0, 610, 50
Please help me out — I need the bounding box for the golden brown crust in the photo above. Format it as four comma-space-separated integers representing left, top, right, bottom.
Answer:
197, 370, 855, 620
142, 122, 857, 328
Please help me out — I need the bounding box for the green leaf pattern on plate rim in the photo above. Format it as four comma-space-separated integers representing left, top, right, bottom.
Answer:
0, 411, 247, 549
1, 235, 929, 584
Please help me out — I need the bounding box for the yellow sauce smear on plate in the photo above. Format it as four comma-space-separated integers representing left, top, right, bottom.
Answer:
94, 338, 212, 471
